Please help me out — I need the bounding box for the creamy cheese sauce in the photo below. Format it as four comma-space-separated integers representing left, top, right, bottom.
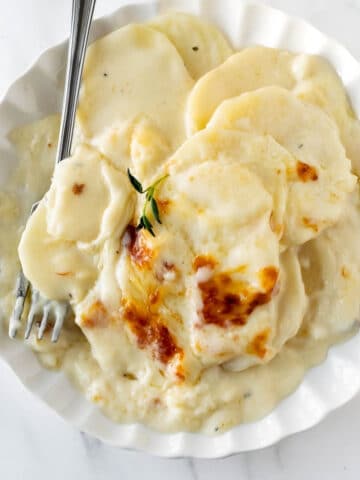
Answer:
1, 13, 360, 434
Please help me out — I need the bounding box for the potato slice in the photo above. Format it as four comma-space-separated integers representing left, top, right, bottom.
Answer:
299, 192, 360, 339
18, 144, 135, 301
209, 87, 356, 245
18, 202, 97, 302
186, 46, 295, 134
46, 144, 135, 247
157, 129, 306, 367
77, 24, 193, 150
148, 12, 233, 79
223, 249, 307, 371
186, 46, 360, 174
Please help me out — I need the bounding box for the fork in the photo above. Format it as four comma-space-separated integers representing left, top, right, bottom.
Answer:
9, 0, 96, 342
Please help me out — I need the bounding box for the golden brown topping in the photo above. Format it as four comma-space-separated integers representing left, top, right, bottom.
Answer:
193, 254, 217, 271
269, 211, 275, 231
55, 271, 72, 276
198, 267, 279, 328
246, 329, 270, 358
299, 324, 310, 338
302, 217, 319, 232
341, 266, 350, 278
149, 289, 160, 305
91, 394, 104, 403
155, 261, 177, 282
81, 301, 109, 328
269, 212, 283, 236
163, 261, 175, 271
259, 266, 279, 292
123, 302, 182, 365
157, 198, 171, 214
296, 161, 318, 182
176, 366, 185, 382
35, 319, 52, 335
124, 225, 153, 268
152, 397, 162, 407
72, 183, 85, 195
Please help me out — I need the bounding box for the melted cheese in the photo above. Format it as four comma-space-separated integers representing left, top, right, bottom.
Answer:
89, 116, 171, 185
187, 46, 360, 174
1, 13, 360, 435
148, 12, 233, 79
18, 202, 98, 302
77, 24, 194, 150
209, 87, 356, 244
159, 130, 306, 367
299, 193, 360, 339
165, 129, 292, 241
18, 145, 135, 301
46, 144, 135, 247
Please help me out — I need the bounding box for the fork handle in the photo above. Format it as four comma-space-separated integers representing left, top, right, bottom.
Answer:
56, 0, 96, 164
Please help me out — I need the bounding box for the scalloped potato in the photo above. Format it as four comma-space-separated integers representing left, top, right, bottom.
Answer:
2, 13, 360, 434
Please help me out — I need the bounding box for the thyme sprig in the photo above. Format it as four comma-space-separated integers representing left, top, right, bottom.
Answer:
127, 169, 168, 237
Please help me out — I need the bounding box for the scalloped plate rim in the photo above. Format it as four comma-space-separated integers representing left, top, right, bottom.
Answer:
1, 0, 360, 458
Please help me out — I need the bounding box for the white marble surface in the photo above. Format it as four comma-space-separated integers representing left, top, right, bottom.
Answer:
1, 0, 360, 477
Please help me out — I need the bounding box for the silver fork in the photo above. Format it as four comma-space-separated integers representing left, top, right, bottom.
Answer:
9, 0, 96, 342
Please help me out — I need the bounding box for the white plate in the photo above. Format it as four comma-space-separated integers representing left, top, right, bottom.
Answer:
1, 0, 360, 458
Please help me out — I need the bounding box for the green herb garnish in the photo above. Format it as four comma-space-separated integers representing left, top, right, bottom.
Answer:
127, 169, 168, 237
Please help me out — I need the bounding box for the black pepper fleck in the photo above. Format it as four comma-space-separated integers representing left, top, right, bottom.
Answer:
298, 143, 304, 149
192, 46, 199, 51
103, 72, 108, 77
